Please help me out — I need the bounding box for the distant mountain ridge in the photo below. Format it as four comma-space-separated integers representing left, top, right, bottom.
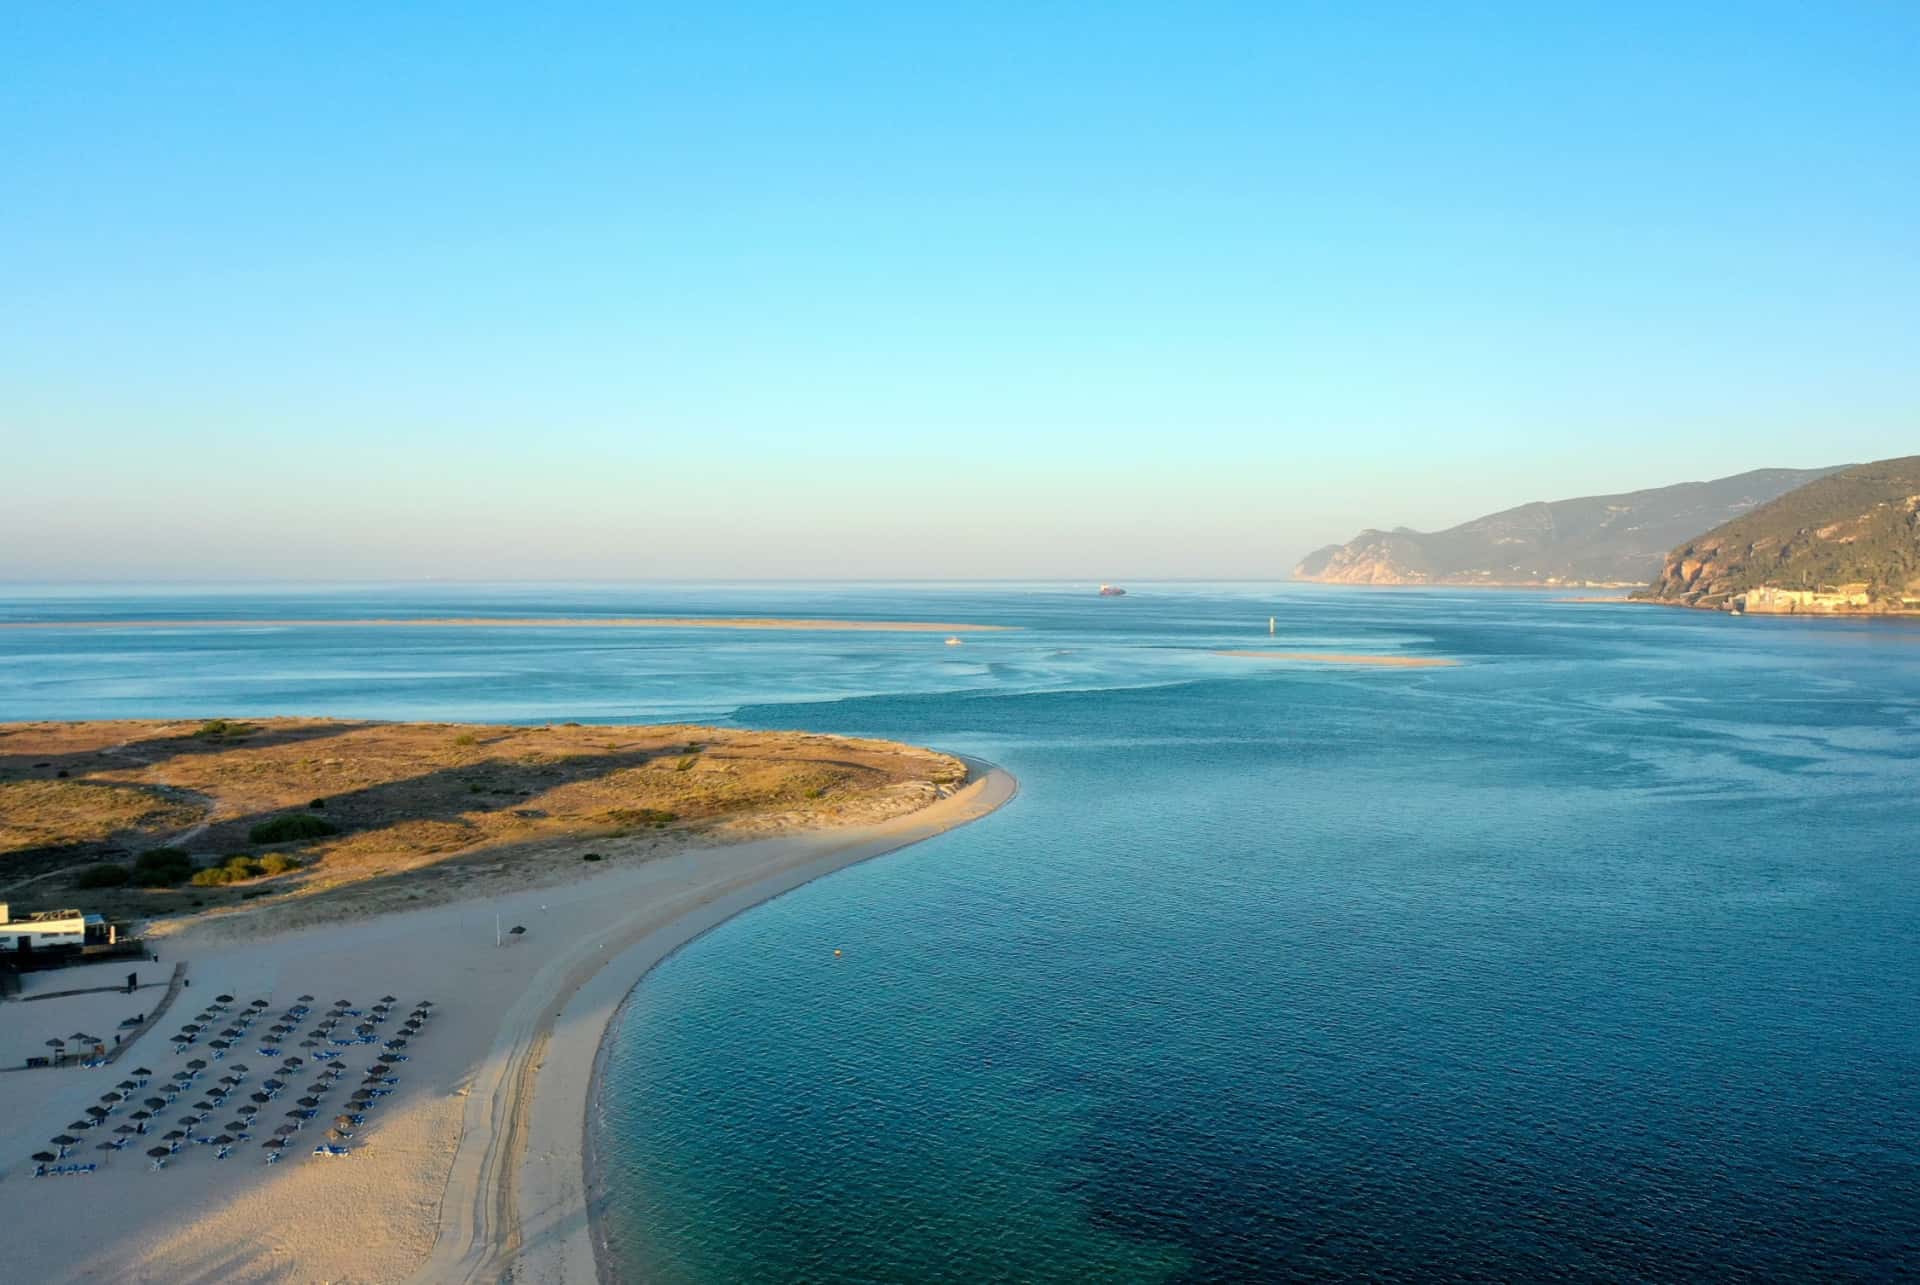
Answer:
1294, 467, 1841, 587
1633, 455, 1920, 614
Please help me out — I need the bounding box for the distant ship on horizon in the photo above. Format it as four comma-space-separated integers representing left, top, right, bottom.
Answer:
1098, 584, 1127, 597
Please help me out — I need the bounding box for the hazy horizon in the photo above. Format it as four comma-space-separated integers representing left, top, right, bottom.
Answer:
6, 4, 1915, 580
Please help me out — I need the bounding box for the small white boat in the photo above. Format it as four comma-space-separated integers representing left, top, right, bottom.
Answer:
944, 636, 963, 646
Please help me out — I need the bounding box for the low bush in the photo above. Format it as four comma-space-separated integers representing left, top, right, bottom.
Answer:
582, 852, 604, 862
74, 863, 131, 889
259, 853, 301, 875
308, 798, 327, 810
249, 815, 339, 844
131, 847, 195, 887
191, 719, 256, 739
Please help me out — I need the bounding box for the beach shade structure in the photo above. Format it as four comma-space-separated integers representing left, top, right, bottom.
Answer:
117, 1079, 139, 1091
32, 1151, 59, 1165
222, 1027, 242, 1037
299, 1039, 320, 1049
249, 999, 269, 1009
297, 1096, 322, 1109
215, 994, 234, 1003
144, 1096, 169, 1111
265, 1078, 286, 1091
308, 1082, 331, 1095
101, 1091, 124, 1103
86, 1106, 111, 1120
333, 1113, 357, 1128
147, 1145, 172, 1162
250, 1092, 272, 1104
67, 1118, 96, 1132
51, 1134, 79, 1156
209, 1039, 232, 1051
229, 1062, 250, 1073
238, 1103, 259, 1115
283, 1056, 305, 1067
179, 1116, 201, 1130
367, 1063, 391, 1075
194, 1100, 215, 1111
274, 1123, 299, 1137
377, 994, 394, 1004
69, 1031, 95, 1043
297, 994, 314, 1002
262, 1137, 286, 1149
97, 1140, 120, 1159
45, 1038, 66, 1053
114, 1124, 139, 1137
130, 1110, 152, 1122
355, 1022, 375, 1035
226, 1119, 249, 1132
162, 1130, 186, 1143
186, 1058, 208, 1070
212, 1133, 236, 1146
180, 1024, 201, 1034
133, 1065, 154, 1077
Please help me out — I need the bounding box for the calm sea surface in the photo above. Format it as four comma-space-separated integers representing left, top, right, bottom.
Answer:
4, 583, 1917, 1281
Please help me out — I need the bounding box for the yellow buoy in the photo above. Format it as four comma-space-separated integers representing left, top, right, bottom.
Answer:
833, 949, 842, 957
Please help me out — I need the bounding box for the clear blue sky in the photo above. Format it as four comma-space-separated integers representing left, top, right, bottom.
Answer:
4, 2, 1915, 579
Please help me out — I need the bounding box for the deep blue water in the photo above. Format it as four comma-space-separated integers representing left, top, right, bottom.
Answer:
4, 583, 1918, 1280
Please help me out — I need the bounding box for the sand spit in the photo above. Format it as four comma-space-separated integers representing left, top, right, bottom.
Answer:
0, 617, 1013, 633
0, 760, 1015, 1284
1214, 650, 1461, 668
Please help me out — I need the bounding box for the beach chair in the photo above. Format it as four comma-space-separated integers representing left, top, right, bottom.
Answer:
265, 1150, 281, 1165
215, 1146, 231, 1160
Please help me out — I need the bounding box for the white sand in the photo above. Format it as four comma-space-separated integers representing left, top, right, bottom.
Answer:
0, 760, 1015, 1284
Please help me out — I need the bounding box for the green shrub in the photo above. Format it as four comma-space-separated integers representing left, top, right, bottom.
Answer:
308, 798, 326, 810
190, 868, 233, 887
674, 756, 697, 772
258, 853, 301, 875
249, 815, 339, 844
191, 719, 256, 739
582, 852, 603, 862
130, 847, 195, 887
453, 733, 478, 747
603, 807, 676, 829
74, 863, 131, 889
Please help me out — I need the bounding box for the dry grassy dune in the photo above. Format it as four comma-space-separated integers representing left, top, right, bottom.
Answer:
0, 719, 967, 934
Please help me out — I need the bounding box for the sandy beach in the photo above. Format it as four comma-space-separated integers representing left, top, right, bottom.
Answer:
0, 759, 1015, 1283
1214, 650, 1461, 667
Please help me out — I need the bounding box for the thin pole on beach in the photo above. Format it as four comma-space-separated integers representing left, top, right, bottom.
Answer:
495, 914, 501, 948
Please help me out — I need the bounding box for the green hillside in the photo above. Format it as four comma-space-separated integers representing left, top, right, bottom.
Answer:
1633, 456, 1920, 611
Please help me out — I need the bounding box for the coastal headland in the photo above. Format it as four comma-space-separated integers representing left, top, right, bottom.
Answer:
0, 720, 1015, 1282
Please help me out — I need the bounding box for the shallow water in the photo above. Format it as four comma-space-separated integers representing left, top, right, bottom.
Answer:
6, 583, 1918, 1280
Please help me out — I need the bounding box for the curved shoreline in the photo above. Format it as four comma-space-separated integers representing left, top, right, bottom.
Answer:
415, 758, 1018, 1284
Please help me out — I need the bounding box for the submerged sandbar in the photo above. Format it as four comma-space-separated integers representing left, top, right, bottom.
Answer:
0, 616, 1012, 633
1215, 650, 1461, 667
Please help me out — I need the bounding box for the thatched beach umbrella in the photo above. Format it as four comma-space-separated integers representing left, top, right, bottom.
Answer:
100, 1091, 124, 1103
274, 1123, 298, 1137
186, 1058, 208, 1071
249, 999, 268, 1009
215, 993, 234, 1003
114, 1124, 138, 1137
85, 1105, 111, 1120
264, 1078, 286, 1090
297, 994, 314, 1002
212, 1133, 236, 1146
262, 1137, 286, 1149
209, 1039, 231, 1051
45, 1038, 66, 1053
117, 1079, 139, 1091
297, 1096, 321, 1109
193, 1100, 214, 1111
229, 1061, 250, 1073
50, 1134, 79, 1156
147, 1146, 172, 1160
238, 1103, 259, 1115
133, 1066, 154, 1078
144, 1097, 167, 1110
97, 1140, 119, 1159
32, 1151, 58, 1164
250, 1092, 271, 1104
299, 1039, 319, 1049
162, 1130, 185, 1142
226, 1119, 249, 1133
130, 1110, 152, 1123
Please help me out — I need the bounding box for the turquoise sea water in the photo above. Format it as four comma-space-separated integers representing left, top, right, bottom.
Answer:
5, 583, 1917, 1280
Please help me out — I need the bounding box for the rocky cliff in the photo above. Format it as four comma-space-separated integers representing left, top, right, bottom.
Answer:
1633, 456, 1920, 612
1294, 467, 1837, 587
